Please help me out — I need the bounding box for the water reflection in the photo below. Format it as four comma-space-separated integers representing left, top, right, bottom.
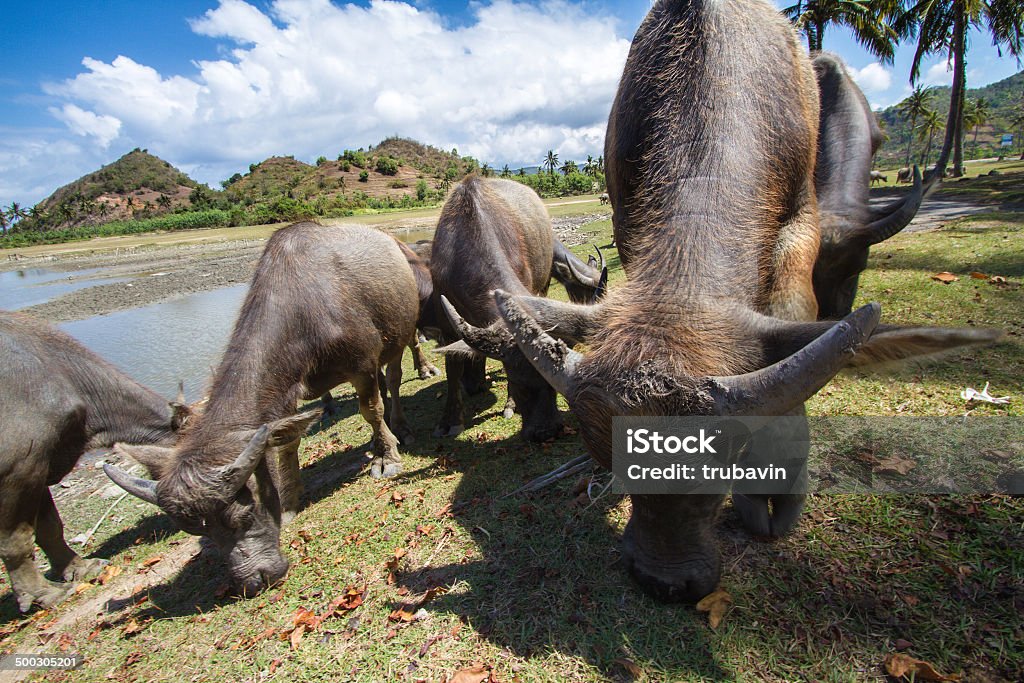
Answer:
0, 267, 129, 310
60, 285, 248, 402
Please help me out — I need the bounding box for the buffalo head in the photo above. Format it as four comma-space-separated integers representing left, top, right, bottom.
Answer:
105, 410, 320, 595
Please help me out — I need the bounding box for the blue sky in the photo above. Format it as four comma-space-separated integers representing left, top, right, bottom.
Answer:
2, 0, 1020, 207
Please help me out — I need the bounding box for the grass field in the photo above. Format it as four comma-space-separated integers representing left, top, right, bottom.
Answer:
0, 204, 1021, 682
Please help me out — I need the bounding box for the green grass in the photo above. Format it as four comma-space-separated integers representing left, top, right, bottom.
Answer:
1, 211, 1021, 682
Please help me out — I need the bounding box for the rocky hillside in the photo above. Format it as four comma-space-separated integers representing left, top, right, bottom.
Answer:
29, 149, 199, 230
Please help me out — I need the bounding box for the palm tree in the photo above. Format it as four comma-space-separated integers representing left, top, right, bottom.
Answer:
917, 109, 943, 168
898, 86, 934, 167
481, 163, 493, 178
517, 168, 526, 177
1011, 110, 1024, 159
157, 194, 172, 210
895, 1, 1024, 178
560, 160, 578, 176
783, 0, 897, 60
500, 164, 511, 178
543, 150, 559, 176
969, 96, 990, 151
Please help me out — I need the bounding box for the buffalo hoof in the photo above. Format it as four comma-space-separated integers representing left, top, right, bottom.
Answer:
370, 459, 402, 479
732, 493, 805, 538
62, 556, 107, 583
502, 405, 515, 419
432, 424, 464, 438
17, 581, 75, 613
418, 365, 442, 380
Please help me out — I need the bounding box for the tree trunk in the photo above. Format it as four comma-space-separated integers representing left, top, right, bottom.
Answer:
932, 2, 966, 181
906, 114, 918, 168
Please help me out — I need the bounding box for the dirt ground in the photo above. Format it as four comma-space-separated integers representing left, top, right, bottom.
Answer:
2, 214, 606, 323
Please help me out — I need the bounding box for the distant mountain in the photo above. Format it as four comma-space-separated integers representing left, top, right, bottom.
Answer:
30, 149, 200, 230
876, 70, 1024, 166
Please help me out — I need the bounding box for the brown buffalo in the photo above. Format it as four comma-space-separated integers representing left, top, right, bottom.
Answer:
1, 311, 189, 611
491, 0, 1001, 602
106, 223, 420, 596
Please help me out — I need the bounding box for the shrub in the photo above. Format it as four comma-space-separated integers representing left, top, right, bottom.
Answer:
376, 157, 399, 176
359, 170, 369, 182
416, 179, 429, 201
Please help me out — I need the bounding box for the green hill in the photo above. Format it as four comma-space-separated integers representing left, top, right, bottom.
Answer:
29, 148, 200, 230
876, 70, 1024, 166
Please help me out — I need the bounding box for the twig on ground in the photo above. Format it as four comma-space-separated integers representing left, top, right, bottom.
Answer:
502, 454, 593, 498
71, 492, 128, 547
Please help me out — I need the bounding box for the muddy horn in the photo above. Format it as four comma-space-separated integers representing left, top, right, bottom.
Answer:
493, 289, 583, 396
706, 303, 881, 415
439, 295, 512, 359
103, 464, 159, 506
862, 166, 927, 245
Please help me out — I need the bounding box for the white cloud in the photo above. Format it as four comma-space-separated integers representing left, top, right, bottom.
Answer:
922, 61, 953, 87
6, 0, 630, 204
848, 62, 892, 94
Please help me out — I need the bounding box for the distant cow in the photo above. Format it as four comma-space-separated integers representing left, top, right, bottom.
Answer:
869, 171, 887, 185
550, 239, 607, 304
106, 223, 421, 597
1, 312, 189, 611
599, 192, 610, 204
896, 167, 913, 183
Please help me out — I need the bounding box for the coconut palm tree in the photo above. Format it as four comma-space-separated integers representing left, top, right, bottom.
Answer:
560, 160, 578, 176
543, 150, 559, 176
783, 0, 898, 60
1011, 110, 1024, 159
917, 109, 943, 168
898, 86, 934, 167
501, 164, 511, 178
969, 96, 990, 151
481, 163, 493, 178
895, 0, 1024, 178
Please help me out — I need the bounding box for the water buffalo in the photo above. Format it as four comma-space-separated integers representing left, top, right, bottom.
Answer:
812, 53, 930, 319
106, 223, 421, 596
490, 0, 1001, 602
0, 311, 190, 611
551, 239, 607, 304
869, 171, 887, 184
896, 166, 913, 183
430, 176, 566, 442
399, 239, 442, 379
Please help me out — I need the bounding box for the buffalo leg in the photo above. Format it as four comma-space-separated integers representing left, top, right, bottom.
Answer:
460, 355, 487, 395
385, 358, 414, 445
0, 484, 72, 612
36, 489, 106, 582
354, 372, 403, 479
270, 439, 303, 525
433, 355, 466, 437
410, 338, 440, 380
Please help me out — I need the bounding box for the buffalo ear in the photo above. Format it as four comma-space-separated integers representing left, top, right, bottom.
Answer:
266, 408, 322, 447
511, 295, 604, 345
113, 443, 176, 480
551, 261, 573, 282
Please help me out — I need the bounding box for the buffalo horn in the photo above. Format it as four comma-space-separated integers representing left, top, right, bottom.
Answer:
863, 166, 926, 245
103, 464, 159, 506
706, 303, 881, 415
494, 289, 582, 396
439, 295, 509, 358
220, 424, 270, 494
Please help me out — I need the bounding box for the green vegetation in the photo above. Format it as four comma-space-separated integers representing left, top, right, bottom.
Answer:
1, 205, 1019, 681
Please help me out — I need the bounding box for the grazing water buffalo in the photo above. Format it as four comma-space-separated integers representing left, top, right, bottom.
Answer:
106, 223, 420, 596
896, 166, 913, 183
812, 53, 929, 319
430, 176, 565, 442
551, 239, 607, 304
0, 311, 189, 611
490, 0, 1001, 602
869, 171, 887, 184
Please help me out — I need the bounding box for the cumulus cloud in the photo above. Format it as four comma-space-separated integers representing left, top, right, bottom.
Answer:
922, 61, 953, 87
848, 62, 892, 94
12, 0, 630, 201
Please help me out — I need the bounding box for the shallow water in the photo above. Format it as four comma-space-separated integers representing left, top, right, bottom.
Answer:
59, 285, 248, 402
0, 267, 129, 310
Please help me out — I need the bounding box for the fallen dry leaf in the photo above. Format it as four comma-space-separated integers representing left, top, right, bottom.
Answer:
289, 623, 306, 650
140, 555, 163, 568
96, 564, 123, 585
327, 585, 365, 613
969, 271, 989, 279
873, 455, 916, 476
931, 272, 959, 283
884, 653, 961, 681
696, 589, 732, 629
612, 657, 643, 680
122, 618, 149, 637
448, 664, 490, 683
74, 582, 93, 595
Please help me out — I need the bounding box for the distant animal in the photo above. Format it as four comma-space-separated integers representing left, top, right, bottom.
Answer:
599, 192, 609, 204
550, 240, 607, 304
869, 171, 887, 185
430, 176, 565, 442
812, 53, 929, 319
896, 166, 913, 183
1, 311, 190, 612
106, 223, 421, 597
490, 0, 1001, 603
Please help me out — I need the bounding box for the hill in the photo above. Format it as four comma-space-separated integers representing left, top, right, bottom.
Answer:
30, 149, 200, 230
876, 70, 1024, 166
371, 136, 478, 178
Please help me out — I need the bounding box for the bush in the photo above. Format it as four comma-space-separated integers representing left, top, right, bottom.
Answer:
359, 171, 369, 182
343, 150, 368, 168
416, 179, 428, 202
376, 157, 399, 176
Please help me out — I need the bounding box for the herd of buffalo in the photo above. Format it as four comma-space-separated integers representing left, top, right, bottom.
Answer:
0, 0, 1004, 613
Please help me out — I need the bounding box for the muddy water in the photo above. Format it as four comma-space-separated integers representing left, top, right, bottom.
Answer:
0, 267, 130, 310
59, 285, 248, 402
